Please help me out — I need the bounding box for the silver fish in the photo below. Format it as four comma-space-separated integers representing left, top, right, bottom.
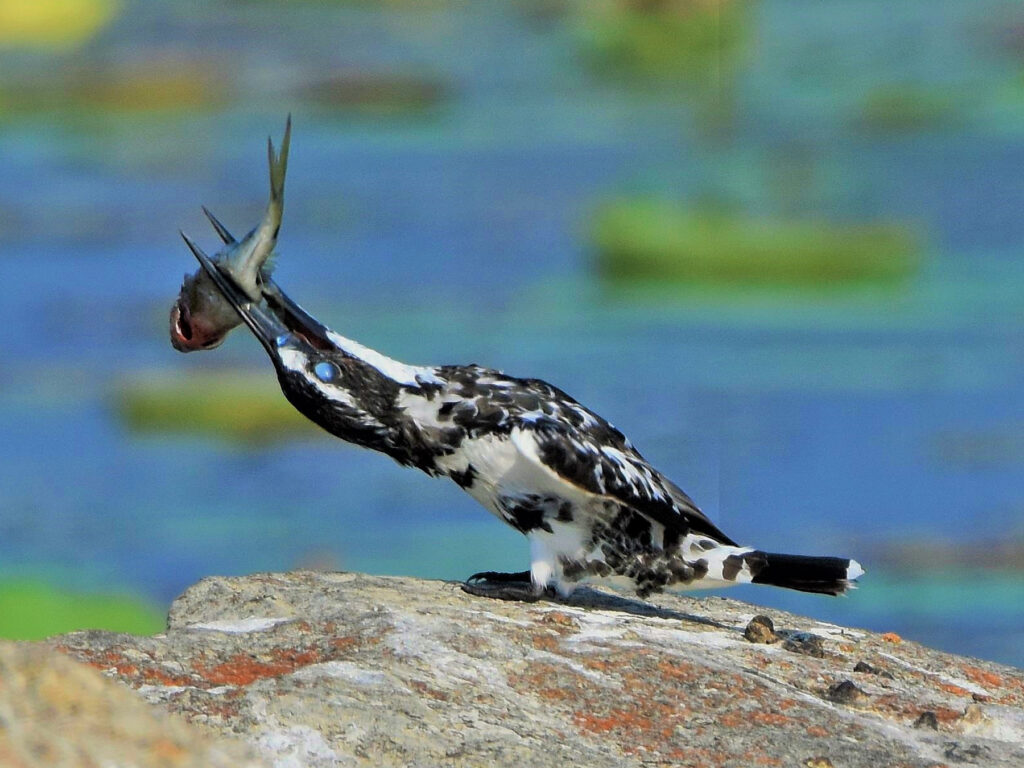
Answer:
170, 116, 291, 352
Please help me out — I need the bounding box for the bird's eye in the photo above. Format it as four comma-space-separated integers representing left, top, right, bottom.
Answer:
314, 360, 340, 383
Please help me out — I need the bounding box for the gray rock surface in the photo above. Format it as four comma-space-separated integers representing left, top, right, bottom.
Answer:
43, 571, 1024, 767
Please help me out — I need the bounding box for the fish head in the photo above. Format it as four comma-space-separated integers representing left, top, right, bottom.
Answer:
182, 233, 333, 381
169, 270, 242, 352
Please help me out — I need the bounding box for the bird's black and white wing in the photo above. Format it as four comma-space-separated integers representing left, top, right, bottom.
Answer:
510, 417, 737, 547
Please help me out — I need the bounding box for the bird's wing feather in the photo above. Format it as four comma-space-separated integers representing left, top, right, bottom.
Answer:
511, 421, 737, 545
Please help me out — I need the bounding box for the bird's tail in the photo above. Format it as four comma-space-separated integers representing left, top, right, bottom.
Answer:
747, 551, 864, 596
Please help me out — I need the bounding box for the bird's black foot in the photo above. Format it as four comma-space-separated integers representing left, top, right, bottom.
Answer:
461, 570, 554, 602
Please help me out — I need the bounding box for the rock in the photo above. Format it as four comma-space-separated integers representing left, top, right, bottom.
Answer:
853, 659, 896, 679
827, 679, 868, 706
944, 741, 992, 763
782, 631, 826, 658
0, 641, 265, 767
743, 613, 779, 644
39, 571, 1024, 768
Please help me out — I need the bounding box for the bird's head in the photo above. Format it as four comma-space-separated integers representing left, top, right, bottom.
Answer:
179, 233, 359, 417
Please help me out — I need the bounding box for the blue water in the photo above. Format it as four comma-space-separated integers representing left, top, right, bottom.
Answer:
0, 1, 1021, 666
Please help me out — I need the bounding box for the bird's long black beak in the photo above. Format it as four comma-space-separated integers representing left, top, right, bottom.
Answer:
261, 278, 336, 352
181, 232, 290, 359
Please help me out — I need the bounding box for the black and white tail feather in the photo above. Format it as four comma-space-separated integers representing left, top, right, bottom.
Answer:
183, 234, 864, 602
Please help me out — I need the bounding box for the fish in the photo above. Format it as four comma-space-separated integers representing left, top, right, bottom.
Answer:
170, 116, 291, 352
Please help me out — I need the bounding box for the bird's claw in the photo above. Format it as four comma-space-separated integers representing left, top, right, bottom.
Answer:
461, 570, 554, 602
465, 570, 531, 584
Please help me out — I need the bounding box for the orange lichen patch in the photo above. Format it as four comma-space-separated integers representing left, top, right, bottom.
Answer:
514, 636, 861, 762
880, 633, 902, 644
574, 708, 655, 736
330, 635, 361, 652
932, 707, 962, 724
323, 623, 384, 650
196, 647, 322, 687
957, 667, 1024, 705
73, 648, 137, 675
185, 698, 242, 721
961, 666, 1003, 689
66, 647, 196, 688
537, 611, 580, 634
718, 713, 744, 728
869, 693, 963, 727
581, 657, 615, 673
531, 633, 560, 652
656, 659, 700, 683
531, 684, 574, 702
511, 663, 583, 703
939, 682, 972, 697
137, 665, 196, 688
409, 679, 450, 702
749, 711, 793, 727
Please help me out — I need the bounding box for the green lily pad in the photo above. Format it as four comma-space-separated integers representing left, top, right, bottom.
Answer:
116, 371, 320, 444
592, 200, 922, 284
0, 580, 163, 640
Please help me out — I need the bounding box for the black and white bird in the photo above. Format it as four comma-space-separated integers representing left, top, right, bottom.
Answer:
182, 234, 864, 603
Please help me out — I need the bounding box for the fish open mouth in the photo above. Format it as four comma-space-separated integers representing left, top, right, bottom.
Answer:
170, 290, 226, 351
172, 299, 193, 342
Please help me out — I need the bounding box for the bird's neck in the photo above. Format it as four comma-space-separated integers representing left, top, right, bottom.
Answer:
281, 331, 448, 472
323, 330, 433, 390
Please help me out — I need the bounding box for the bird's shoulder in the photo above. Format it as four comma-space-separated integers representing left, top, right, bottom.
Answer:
427, 365, 631, 443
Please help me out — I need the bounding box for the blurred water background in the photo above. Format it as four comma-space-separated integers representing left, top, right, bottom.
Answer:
0, 0, 1021, 666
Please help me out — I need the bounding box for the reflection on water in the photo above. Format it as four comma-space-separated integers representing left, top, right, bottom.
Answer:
0, 0, 1021, 666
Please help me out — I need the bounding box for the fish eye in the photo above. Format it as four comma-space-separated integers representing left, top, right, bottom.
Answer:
314, 360, 340, 383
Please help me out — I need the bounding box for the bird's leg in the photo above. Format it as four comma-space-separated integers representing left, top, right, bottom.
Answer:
461, 570, 555, 602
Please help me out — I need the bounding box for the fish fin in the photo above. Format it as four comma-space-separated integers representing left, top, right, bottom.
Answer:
201, 206, 237, 244
180, 231, 211, 263
260, 250, 279, 279
267, 114, 290, 206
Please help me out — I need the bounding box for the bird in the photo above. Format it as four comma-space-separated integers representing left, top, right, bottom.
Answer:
181, 232, 864, 603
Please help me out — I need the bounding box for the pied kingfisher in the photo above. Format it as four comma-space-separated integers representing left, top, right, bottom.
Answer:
181, 234, 863, 603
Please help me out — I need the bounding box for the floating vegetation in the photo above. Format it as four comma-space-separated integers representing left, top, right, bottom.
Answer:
300, 72, 447, 115
0, 580, 163, 640
592, 200, 922, 284
117, 371, 320, 444
576, 0, 751, 85
0, 59, 228, 114
856, 84, 961, 134
0, 0, 120, 50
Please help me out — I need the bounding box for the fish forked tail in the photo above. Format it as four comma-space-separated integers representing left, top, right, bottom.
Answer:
268, 113, 291, 208
747, 551, 864, 596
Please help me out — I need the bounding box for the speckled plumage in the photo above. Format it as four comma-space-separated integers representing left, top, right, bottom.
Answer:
182, 246, 864, 600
